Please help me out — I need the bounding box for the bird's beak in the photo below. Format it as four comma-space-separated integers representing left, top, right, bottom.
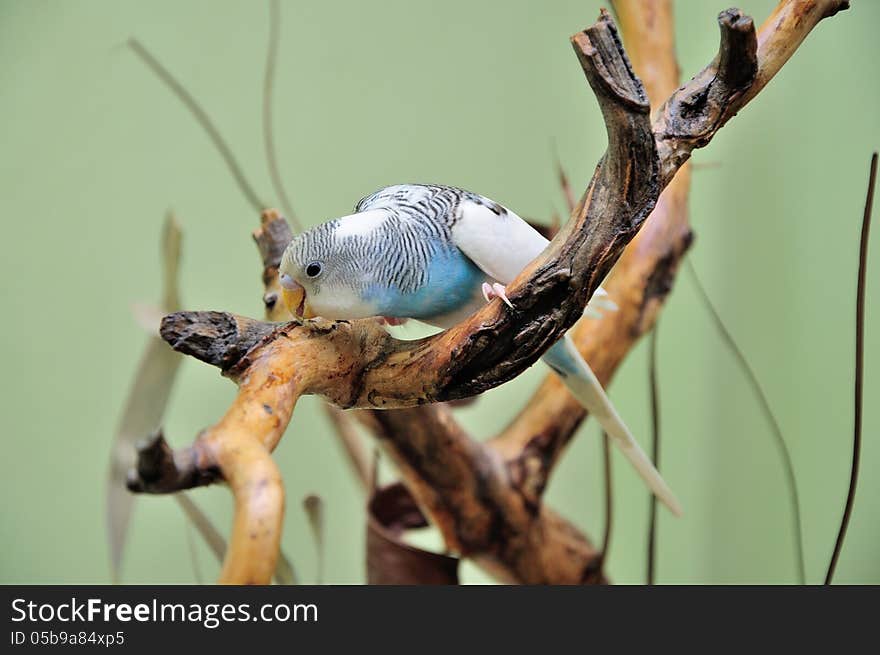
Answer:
279, 275, 315, 319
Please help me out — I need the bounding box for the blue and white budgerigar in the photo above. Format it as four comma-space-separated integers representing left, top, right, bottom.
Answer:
279, 184, 682, 516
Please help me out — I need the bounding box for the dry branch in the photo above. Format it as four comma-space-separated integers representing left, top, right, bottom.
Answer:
362, 405, 605, 584
127, 1, 848, 584
159, 10, 659, 408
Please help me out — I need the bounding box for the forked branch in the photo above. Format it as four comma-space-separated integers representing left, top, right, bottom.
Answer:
158, 10, 659, 408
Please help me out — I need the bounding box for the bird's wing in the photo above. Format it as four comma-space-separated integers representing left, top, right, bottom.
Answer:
451, 196, 616, 316
450, 196, 549, 285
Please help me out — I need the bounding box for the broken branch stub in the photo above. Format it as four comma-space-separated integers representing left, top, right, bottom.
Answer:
653, 9, 758, 183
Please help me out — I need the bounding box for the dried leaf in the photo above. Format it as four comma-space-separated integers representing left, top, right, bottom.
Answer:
106, 214, 183, 582
367, 483, 458, 585
130, 302, 166, 335
107, 213, 298, 584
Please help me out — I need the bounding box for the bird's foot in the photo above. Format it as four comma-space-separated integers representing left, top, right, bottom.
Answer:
481, 282, 514, 308
583, 286, 618, 319
590, 287, 618, 312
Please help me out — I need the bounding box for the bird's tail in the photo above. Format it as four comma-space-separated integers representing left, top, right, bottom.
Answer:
542, 336, 683, 517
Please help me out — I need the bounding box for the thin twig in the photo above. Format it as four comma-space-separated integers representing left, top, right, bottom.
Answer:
646, 325, 660, 585
555, 151, 577, 214
262, 0, 301, 230
183, 513, 205, 584
825, 152, 876, 584
323, 405, 372, 493
107, 215, 183, 583
370, 448, 381, 496
175, 494, 226, 563
303, 494, 325, 584
584, 430, 613, 582
686, 259, 805, 584
599, 431, 613, 563
128, 38, 267, 213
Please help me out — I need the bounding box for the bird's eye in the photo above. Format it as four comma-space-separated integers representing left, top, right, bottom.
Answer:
305, 261, 323, 278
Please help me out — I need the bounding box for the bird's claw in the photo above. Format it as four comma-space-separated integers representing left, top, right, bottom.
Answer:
481, 282, 514, 309
583, 286, 618, 319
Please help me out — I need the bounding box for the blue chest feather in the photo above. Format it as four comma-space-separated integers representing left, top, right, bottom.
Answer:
364, 246, 485, 320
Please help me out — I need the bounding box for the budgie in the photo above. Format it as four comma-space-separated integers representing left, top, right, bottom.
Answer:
278, 184, 682, 516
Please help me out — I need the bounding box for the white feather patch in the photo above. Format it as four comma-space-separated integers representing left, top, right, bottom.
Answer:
333, 209, 388, 239
451, 199, 549, 284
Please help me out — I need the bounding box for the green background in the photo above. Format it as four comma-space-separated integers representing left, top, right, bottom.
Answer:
1, 0, 878, 584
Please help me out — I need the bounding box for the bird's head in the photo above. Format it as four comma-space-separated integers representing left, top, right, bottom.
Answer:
278, 220, 379, 321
